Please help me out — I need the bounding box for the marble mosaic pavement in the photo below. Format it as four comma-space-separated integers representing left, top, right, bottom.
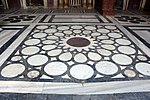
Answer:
0, 12, 150, 94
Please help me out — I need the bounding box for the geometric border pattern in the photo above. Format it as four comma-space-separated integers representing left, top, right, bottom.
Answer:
0, 24, 150, 83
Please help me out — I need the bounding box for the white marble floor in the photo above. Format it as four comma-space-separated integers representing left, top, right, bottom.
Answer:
0, 10, 150, 94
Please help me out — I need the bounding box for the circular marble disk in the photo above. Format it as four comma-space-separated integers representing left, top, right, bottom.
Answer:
25, 39, 40, 46
27, 70, 40, 79
1, 63, 25, 78
44, 62, 67, 76
27, 55, 48, 66
59, 52, 72, 61
95, 61, 118, 75
21, 46, 40, 55
112, 54, 132, 65
135, 63, 150, 76
70, 64, 94, 80
124, 69, 136, 78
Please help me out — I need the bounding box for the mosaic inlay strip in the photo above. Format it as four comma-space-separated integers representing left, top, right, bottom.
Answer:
114, 16, 148, 24
39, 15, 108, 23
2, 15, 38, 23
124, 26, 150, 48
0, 25, 28, 55
0, 25, 150, 83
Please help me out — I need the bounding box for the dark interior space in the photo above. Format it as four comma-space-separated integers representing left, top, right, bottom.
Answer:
144, 0, 150, 11
26, 0, 44, 6
128, 0, 141, 10
115, 0, 123, 10
7, 0, 21, 9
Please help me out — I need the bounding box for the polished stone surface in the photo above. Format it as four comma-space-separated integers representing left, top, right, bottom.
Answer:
0, 8, 150, 95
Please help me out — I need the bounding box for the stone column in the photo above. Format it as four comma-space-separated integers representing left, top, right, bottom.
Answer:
1, 0, 8, 9
44, 0, 48, 8
54, 0, 58, 8
140, 0, 146, 10
64, 0, 68, 8
87, 0, 93, 8
22, 0, 27, 9
123, 0, 129, 10
59, 0, 63, 8
83, 0, 87, 8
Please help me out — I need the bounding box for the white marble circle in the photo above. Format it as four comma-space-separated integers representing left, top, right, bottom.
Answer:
97, 29, 110, 33
97, 49, 112, 56
47, 49, 62, 57
70, 64, 94, 80
21, 46, 40, 55
58, 26, 69, 30
27, 70, 40, 79
0, 28, 3, 31
54, 32, 64, 37
118, 46, 136, 55
71, 25, 82, 29
105, 26, 117, 30
42, 45, 56, 51
97, 36, 109, 40
74, 53, 87, 63
44, 29, 57, 34
47, 36, 58, 40
83, 30, 91, 34
42, 40, 55, 44
116, 39, 131, 45
108, 33, 122, 38
95, 61, 118, 75
91, 32, 101, 37
63, 30, 72, 35
101, 45, 115, 50
27, 55, 48, 66
59, 52, 72, 61
73, 30, 81, 34
1, 64, 25, 78
36, 26, 48, 30
88, 52, 101, 61
135, 63, 150, 76
33, 33, 47, 38
112, 54, 132, 65
34, 29, 40, 33
24, 39, 40, 46
11, 56, 22, 62
101, 40, 114, 44
85, 26, 96, 30
124, 69, 136, 78
44, 62, 67, 76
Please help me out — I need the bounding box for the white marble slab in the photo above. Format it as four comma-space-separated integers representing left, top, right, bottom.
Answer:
0, 80, 150, 94
0, 30, 19, 48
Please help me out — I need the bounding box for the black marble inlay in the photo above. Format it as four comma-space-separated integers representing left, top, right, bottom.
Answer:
23, 18, 33, 21
129, 20, 140, 24
136, 19, 147, 22
115, 16, 147, 24
124, 26, 150, 48
0, 25, 28, 55
3, 15, 36, 23
118, 18, 128, 22
10, 19, 21, 23
3, 19, 13, 21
